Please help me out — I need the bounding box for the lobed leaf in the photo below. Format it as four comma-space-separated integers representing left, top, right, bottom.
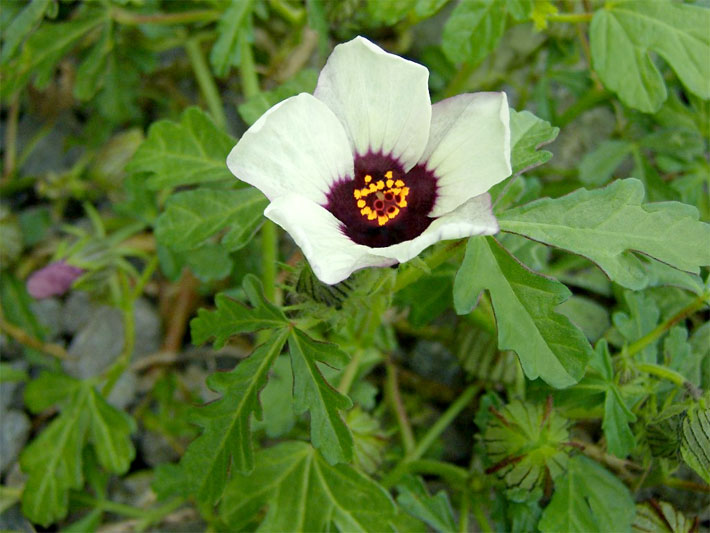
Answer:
509, 109, 560, 175
396, 476, 457, 533
191, 275, 288, 348
590, 0, 710, 113
220, 441, 395, 531
442, 0, 506, 66
179, 328, 290, 505
126, 107, 235, 190
210, 0, 254, 77
498, 179, 710, 290
288, 328, 353, 464
454, 237, 593, 388
538, 456, 635, 533
155, 187, 267, 252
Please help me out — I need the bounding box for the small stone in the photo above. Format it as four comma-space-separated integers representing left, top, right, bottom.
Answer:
0, 409, 31, 474
61, 291, 93, 335
64, 306, 124, 379
106, 370, 138, 410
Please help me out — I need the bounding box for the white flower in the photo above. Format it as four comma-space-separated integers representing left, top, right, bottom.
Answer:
227, 36, 511, 285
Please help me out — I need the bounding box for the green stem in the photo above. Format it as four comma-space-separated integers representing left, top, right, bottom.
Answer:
394, 239, 465, 292
184, 38, 227, 130
547, 12, 594, 23
268, 0, 305, 24
627, 293, 708, 358
382, 383, 480, 488
386, 361, 416, 455
405, 459, 469, 487
239, 25, 260, 99
260, 220, 278, 304
338, 348, 364, 395
472, 496, 494, 533
637, 363, 689, 388
458, 486, 470, 533
112, 7, 220, 26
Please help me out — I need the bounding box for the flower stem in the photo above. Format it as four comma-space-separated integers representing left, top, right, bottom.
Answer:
184, 38, 227, 130
471, 496, 494, 533
627, 292, 709, 357
260, 221, 278, 304
382, 383, 480, 488
338, 348, 364, 395
386, 360, 416, 455
239, 25, 260, 99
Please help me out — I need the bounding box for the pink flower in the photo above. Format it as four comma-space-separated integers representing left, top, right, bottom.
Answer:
26, 260, 84, 299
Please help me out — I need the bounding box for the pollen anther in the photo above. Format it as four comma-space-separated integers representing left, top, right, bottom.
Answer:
355, 171, 410, 226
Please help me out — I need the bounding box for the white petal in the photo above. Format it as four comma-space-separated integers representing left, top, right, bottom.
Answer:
375, 193, 499, 263
264, 194, 396, 285
421, 92, 511, 218
227, 93, 353, 204
314, 36, 431, 171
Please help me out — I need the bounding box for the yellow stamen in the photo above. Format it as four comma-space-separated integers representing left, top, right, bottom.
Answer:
399, 200, 408, 208
364, 175, 372, 183
386, 179, 394, 188
378, 216, 388, 226
353, 190, 361, 199
395, 179, 404, 187
388, 207, 399, 219
368, 211, 377, 220
357, 199, 366, 208
377, 181, 385, 190
385, 170, 393, 179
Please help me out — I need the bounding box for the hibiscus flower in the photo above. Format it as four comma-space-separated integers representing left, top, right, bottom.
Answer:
228, 36, 511, 285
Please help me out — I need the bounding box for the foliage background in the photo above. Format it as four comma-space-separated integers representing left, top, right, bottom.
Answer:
0, 0, 709, 531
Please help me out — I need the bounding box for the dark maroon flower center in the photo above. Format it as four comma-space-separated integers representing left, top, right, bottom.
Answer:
325, 152, 438, 248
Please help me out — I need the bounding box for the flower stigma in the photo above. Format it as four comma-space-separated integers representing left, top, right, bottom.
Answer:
353, 170, 410, 226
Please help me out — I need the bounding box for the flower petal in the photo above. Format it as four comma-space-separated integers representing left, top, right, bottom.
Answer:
374, 193, 499, 263
421, 93, 511, 218
265, 194, 397, 285
314, 36, 431, 171
227, 93, 353, 204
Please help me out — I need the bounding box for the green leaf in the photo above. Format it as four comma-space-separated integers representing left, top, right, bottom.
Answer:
210, 0, 254, 77
288, 328, 353, 464
126, 107, 235, 190
0, 0, 52, 63
191, 275, 287, 348
367, 0, 417, 25
538, 455, 635, 533
85, 387, 136, 474
613, 291, 660, 363
603, 386, 636, 458
632, 500, 697, 533
155, 187, 267, 252
396, 476, 456, 533
679, 405, 710, 484
454, 237, 593, 388
0, 362, 28, 383
579, 140, 633, 186
509, 109, 560, 175
238, 69, 319, 126
73, 21, 112, 101
220, 441, 395, 531
20, 376, 136, 527
498, 179, 710, 290
442, 0, 506, 65
3, 9, 104, 99
179, 328, 290, 505
20, 387, 89, 527
590, 0, 710, 113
